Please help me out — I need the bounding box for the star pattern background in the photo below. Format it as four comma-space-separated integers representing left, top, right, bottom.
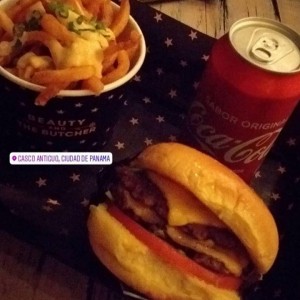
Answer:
0, 1, 299, 299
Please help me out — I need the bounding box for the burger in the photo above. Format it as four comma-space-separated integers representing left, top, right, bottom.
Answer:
87, 142, 279, 299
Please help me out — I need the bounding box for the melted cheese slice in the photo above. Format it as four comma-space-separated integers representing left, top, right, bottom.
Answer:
147, 171, 226, 228
147, 171, 249, 276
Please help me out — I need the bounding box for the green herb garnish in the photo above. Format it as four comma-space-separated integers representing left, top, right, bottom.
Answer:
48, 1, 70, 19
95, 21, 105, 31
13, 38, 22, 51
26, 10, 42, 30
76, 15, 84, 25
13, 23, 26, 37
67, 21, 79, 34
47, 0, 109, 37
58, 7, 69, 18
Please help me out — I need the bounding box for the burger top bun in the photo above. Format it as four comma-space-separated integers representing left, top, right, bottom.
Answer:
132, 142, 279, 274
88, 204, 240, 300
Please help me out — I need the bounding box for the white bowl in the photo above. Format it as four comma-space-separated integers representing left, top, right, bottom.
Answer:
0, 0, 146, 97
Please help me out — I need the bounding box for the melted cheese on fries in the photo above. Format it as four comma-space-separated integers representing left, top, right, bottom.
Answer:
52, 37, 104, 75
51, 5, 115, 75
18, 1, 115, 76
0, 0, 139, 104
57, 9, 115, 47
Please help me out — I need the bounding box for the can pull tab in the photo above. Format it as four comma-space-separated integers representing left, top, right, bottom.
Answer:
250, 32, 294, 63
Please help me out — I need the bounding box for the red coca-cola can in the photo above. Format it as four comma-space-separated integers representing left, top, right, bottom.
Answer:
187, 17, 300, 183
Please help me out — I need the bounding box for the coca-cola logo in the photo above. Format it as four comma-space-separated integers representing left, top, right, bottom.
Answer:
188, 101, 284, 164
224, 129, 281, 163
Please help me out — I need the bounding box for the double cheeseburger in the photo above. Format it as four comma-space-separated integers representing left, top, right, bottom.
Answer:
87, 142, 279, 300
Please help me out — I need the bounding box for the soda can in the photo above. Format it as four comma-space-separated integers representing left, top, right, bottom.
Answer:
187, 17, 300, 183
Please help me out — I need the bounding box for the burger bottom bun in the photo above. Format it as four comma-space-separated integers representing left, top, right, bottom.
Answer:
87, 204, 240, 300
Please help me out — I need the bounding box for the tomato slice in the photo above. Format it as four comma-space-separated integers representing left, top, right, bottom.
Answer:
107, 205, 242, 290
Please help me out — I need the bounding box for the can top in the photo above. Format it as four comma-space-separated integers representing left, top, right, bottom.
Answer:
229, 17, 300, 73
